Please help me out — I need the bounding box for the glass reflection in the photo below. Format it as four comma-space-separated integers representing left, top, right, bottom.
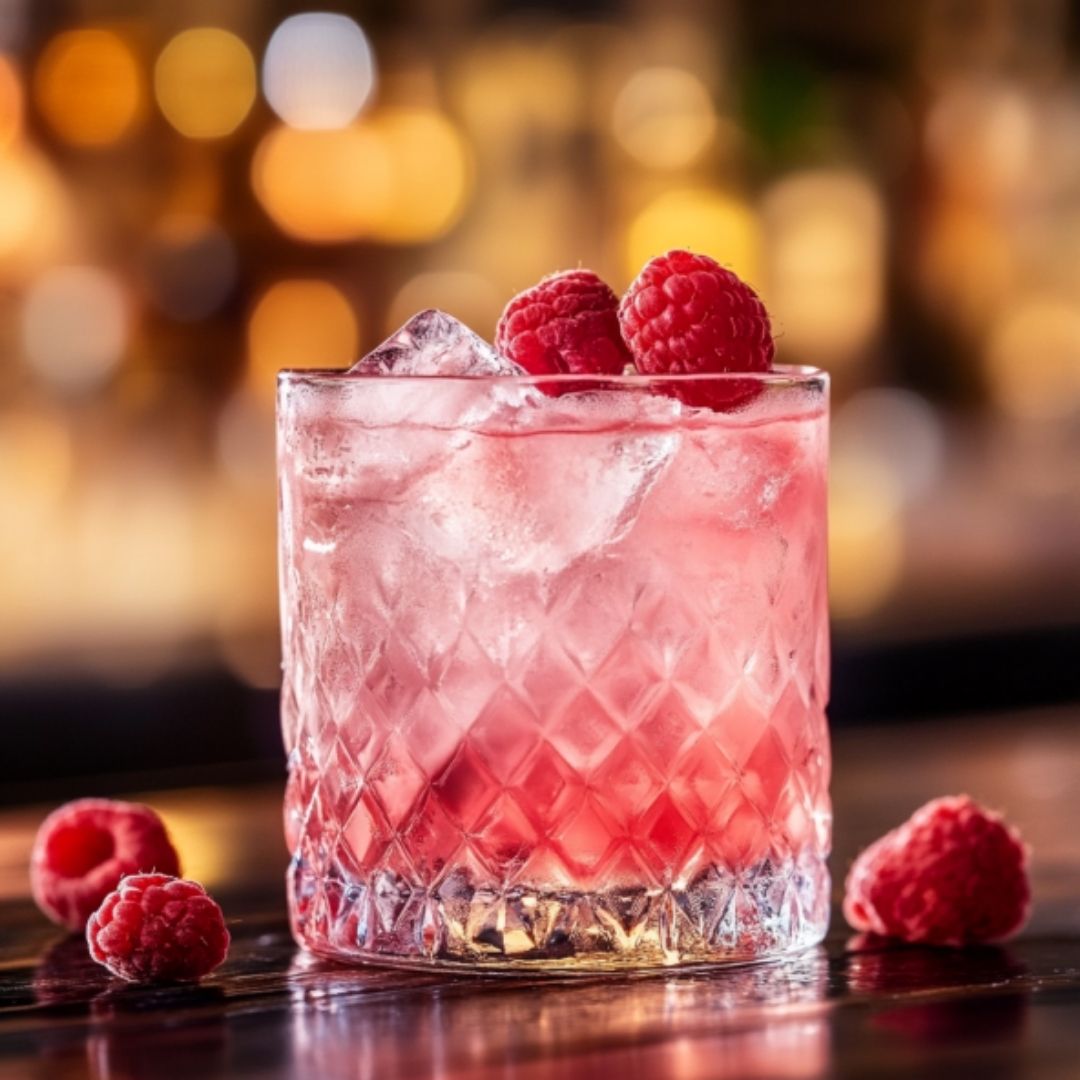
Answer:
287, 949, 830, 1078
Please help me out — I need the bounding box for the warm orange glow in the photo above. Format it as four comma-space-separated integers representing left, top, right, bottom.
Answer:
387, 271, 501, 337
251, 124, 392, 242
829, 458, 904, 619
918, 206, 1014, 334
454, 36, 581, 146
985, 295, 1080, 420
154, 28, 256, 139
0, 53, 23, 148
364, 107, 471, 244
247, 280, 358, 400
0, 146, 68, 266
625, 188, 760, 285
34, 29, 144, 146
252, 109, 470, 245
762, 169, 885, 366
612, 66, 716, 169
0, 410, 72, 511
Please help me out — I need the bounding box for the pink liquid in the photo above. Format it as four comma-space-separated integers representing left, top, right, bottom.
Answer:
278, 375, 830, 969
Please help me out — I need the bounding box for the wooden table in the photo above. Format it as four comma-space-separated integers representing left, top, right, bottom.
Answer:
2, 709, 1079, 1078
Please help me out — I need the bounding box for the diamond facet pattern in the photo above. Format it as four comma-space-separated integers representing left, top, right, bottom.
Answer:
278, 372, 830, 970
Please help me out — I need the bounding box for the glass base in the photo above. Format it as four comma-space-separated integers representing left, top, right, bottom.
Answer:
289, 852, 830, 973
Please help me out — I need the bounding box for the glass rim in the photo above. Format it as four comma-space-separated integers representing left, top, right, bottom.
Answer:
277, 363, 828, 389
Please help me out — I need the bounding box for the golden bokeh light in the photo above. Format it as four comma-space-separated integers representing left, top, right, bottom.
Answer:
984, 295, 1080, 420
454, 36, 581, 147
762, 169, 885, 367
0, 53, 23, 148
0, 410, 72, 514
624, 188, 760, 285
364, 107, 471, 244
154, 28, 256, 139
251, 124, 392, 243
252, 108, 471, 246
612, 66, 716, 169
829, 458, 905, 620
34, 29, 144, 146
918, 206, 1015, 334
387, 270, 501, 337
0, 145, 68, 267
247, 280, 358, 400
22, 266, 129, 392
926, 82, 1035, 201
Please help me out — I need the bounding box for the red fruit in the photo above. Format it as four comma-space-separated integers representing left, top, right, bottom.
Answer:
87, 873, 229, 983
618, 249, 774, 410
844, 795, 1031, 947
31, 799, 181, 931
495, 269, 632, 388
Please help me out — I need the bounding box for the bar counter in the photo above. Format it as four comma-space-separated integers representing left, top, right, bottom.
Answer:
2, 709, 1079, 1078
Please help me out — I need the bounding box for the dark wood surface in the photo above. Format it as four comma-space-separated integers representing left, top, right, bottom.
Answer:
2, 708, 1079, 1078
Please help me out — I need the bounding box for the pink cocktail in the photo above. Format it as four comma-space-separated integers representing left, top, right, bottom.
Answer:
278, 312, 830, 971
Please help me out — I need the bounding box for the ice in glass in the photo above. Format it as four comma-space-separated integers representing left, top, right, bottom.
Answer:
278, 310, 830, 971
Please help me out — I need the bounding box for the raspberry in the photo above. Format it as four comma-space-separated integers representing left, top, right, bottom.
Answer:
87, 873, 229, 983
618, 249, 774, 410
31, 798, 181, 931
843, 795, 1031, 947
495, 269, 631, 388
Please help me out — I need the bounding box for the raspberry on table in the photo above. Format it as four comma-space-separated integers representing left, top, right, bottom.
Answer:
31, 798, 181, 932
843, 795, 1031, 947
618, 249, 774, 410
87, 873, 230, 983
495, 269, 632, 387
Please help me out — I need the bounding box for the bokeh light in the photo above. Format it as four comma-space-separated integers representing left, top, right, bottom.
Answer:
926, 81, 1036, 201
762, 169, 885, 366
829, 458, 905, 620
0, 410, 72, 514
143, 214, 237, 322
252, 108, 470, 246
454, 33, 581, 147
154, 28, 256, 139
612, 66, 716, 169
34, 29, 144, 146
217, 390, 275, 491
984, 295, 1080, 420
624, 188, 759, 284
364, 108, 471, 244
918, 206, 1015, 334
387, 271, 501, 337
262, 12, 375, 130
251, 124, 392, 242
0, 53, 23, 147
247, 280, 358, 400
833, 389, 946, 503
0, 145, 67, 267
22, 266, 129, 392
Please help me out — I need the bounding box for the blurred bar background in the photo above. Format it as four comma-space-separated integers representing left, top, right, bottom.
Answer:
1, 1, 1079, 797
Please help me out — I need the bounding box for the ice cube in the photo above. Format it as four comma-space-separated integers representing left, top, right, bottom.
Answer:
352, 309, 524, 378
406, 388, 681, 580
342, 309, 540, 428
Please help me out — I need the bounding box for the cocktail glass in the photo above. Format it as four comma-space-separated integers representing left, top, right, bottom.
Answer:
278, 335, 829, 972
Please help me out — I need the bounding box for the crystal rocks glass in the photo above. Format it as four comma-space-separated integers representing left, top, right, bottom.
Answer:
278, 357, 830, 972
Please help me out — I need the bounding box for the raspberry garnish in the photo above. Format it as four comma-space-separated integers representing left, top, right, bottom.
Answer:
87, 873, 229, 983
618, 249, 774, 409
31, 798, 181, 932
495, 269, 632, 388
844, 795, 1031, 947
